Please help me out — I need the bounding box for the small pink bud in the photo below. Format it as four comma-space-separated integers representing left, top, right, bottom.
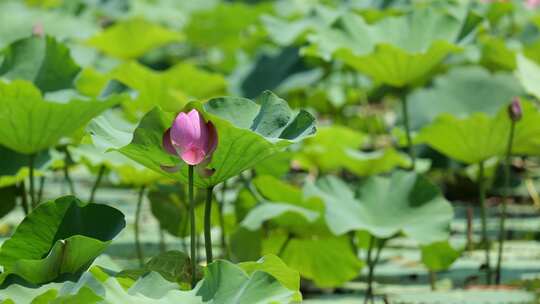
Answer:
526, 0, 540, 9
32, 23, 44, 37
162, 109, 217, 168
507, 97, 522, 122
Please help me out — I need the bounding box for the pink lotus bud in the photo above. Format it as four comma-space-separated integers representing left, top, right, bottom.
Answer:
507, 97, 522, 122
527, 0, 540, 9
32, 23, 44, 37
162, 109, 217, 166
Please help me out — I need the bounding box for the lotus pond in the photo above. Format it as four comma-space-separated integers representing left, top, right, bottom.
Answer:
2, 0, 540, 303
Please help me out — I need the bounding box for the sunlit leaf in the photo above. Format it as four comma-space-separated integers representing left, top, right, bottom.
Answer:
86, 18, 183, 59
305, 171, 453, 243
0, 80, 122, 155
111, 61, 226, 116
270, 236, 363, 288
408, 66, 523, 129
239, 254, 302, 302
304, 8, 462, 86
0, 35, 80, 92
196, 259, 296, 304
516, 53, 540, 100
421, 241, 461, 272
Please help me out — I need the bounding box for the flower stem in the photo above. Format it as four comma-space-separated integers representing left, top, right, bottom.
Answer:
188, 165, 197, 288
88, 165, 106, 203
478, 160, 491, 284
466, 206, 474, 252
277, 233, 293, 257
364, 236, 375, 304
159, 228, 167, 253
401, 95, 415, 171
364, 236, 387, 304
429, 271, 437, 290
240, 173, 265, 204
28, 154, 36, 208
37, 176, 45, 203
62, 148, 76, 195
204, 186, 214, 264
495, 121, 516, 284
218, 181, 228, 258
19, 182, 29, 215
134, 185, 146, 267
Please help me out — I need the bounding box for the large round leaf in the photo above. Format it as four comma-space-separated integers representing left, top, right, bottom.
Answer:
516, 53, 540, 100
196, 259, 296, 304
417, 101, 540, 164
0, 257, 299, 304
115, 91, 316, 187
241, 203, 319, 231
86, 18, 183, 59
238, 254, 302, 301
335, 42, 460, 87
407, 66, 523, 130
0, 35, 81, 93
111, 61, 226, 116
0, 196, 125, 285
294, 125, 366, 172
304, 171, 453, 244
420, 241, 461, 272
304, 8, 463, 87
0, 80, 122, 155
272, 236, 363, 288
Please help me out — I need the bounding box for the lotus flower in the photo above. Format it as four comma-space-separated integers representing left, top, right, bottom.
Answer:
507, 97, 522, 122
162, 109, 217, 175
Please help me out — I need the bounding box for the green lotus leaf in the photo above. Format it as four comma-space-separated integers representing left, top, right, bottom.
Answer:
261, 5, 338, 46
0, 35, 81, 92
252, 175, 327, 236
516, 53, 540, 100
421, 241, 461, 272
85, 271, 201, 304
479, 35, 516, 71
0, 80, 123, 155
0, 270, 197, 304
196, 259, 296, 304
294, 125, 366, 172
184, 2, 272, 71
295, 125, 408, 175
86, 18, 183, 59
253, 152, 292, 178
305, 171, 453, 244
336, 41, 460, 87
272, 236, 363, 288
118, 250, 199, 289
69, 144, 162, 187
111, 61, 226, 116
241, 202, 319, 230
239, 254, 302, 302
408, 66, 523, 129
417, 101, 540, 163
417, 112, 507, 164
0, 196, 125, 285
343, 149, 410, 176
115, 91, 316, 187
304, 9, 462, 87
